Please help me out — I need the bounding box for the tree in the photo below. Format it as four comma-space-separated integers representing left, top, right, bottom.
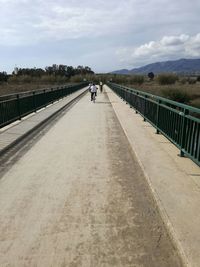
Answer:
45, 66, 54, 75
148, 72, 154, 80
14, 68, 45, 77
66, 66, 75, 77
0, 71, 8, 82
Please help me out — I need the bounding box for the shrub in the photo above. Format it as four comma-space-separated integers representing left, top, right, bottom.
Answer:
55, 75, 68, 84
110, 74, 128, 84
187, 78, 196, 84
129, 75, 144, 85
190, 98, 200, 109
8, 75, 20, 84
162, 88, 191, 104
157, 73, 178, 85
70, 75, 85, 83
179, 77, 187, 84
39, 75, 56, 84
0, 72, 8, 83
19, 75, 32, 83
8, 75, 32, 84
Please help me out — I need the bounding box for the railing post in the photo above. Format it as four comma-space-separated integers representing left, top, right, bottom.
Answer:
122, 88, 125, 101
51, 88, 54, 104
135, 92, 139, 114
125, 90, 128, 104
17, 94, 21, 120
156, 99, 161, 134
61, 87, 64, 98
143, 95, 147, 121
33, 91, 37, 112
129, 90, 132, 108
43, 89, 46, 106
180, 108, 189, 157
51, 88, 54, 102
63, 86, 66, 98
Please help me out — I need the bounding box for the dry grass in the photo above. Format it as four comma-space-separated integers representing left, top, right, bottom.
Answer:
1, 77, 200, 109
128, 80, 200, 108
0, 82, 69, 96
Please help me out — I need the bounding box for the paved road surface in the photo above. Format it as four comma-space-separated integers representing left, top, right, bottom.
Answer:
0, 91, 183, 266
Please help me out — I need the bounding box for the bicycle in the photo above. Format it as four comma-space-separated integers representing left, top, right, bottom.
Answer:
91, 92, 96, 103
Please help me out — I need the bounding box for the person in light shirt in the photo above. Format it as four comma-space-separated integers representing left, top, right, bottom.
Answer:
90, 83, 98, 101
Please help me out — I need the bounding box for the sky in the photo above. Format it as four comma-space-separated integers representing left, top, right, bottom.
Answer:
0, 0, 200, 73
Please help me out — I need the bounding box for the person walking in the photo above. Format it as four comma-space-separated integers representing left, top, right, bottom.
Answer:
100, 81, 103, 93
90, 83, 98, 102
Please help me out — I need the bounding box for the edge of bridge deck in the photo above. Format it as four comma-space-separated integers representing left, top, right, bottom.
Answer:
106, 85, 200, 267
0, 88, 87, 157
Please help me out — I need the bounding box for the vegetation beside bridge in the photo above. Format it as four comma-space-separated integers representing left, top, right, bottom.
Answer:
1, 67, 200, 109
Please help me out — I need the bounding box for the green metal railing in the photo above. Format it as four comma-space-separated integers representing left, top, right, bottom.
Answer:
0, 82, 87, 129
107, 82, 200, 167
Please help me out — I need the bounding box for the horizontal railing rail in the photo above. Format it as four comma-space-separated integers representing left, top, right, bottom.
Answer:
107, 82, 200, 166
0, 82, 87, 129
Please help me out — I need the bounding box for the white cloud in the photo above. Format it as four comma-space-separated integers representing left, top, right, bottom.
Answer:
160, 35, 189, 46
116, 33, 200, 67
0, 0, 199, 46
0, 0, 136, 45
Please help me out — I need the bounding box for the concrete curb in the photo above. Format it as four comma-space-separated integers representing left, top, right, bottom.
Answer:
117, 118, 189, 267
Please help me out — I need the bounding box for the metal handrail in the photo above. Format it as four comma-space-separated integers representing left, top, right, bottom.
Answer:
0, 83, 76, 101
0, 82, 87, 128
118, 83, 200, 113
107, 82, 200, 166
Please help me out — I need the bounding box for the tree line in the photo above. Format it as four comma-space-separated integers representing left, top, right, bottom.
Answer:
0, 64, 94, 82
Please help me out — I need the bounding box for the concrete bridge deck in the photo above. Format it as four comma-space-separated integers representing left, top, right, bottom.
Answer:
0, 87, 199, 266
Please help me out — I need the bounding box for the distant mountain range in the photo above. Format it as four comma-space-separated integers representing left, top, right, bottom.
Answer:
111, 58, 200, 75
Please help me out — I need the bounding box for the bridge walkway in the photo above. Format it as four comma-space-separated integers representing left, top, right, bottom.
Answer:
0, 88, 188, 266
